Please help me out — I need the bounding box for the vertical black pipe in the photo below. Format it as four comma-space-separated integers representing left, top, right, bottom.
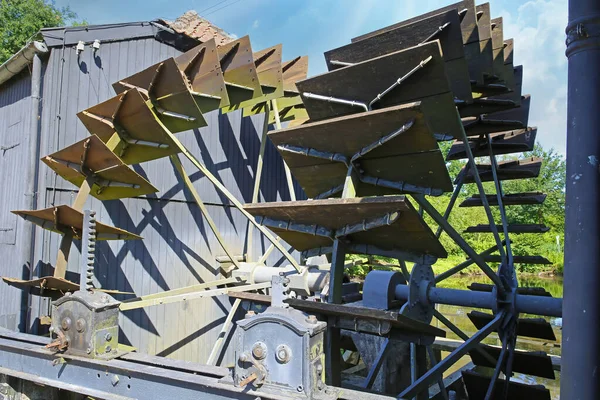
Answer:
20, 45, 45, 333
562, 1, 600, 398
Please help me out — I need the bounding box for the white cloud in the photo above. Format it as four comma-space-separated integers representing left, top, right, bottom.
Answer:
252, 19, 259, 29
493, 0, 568, 155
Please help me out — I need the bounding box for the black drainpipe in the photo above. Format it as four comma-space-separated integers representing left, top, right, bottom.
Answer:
20, 47, 45, 333
562, 0, 600, 398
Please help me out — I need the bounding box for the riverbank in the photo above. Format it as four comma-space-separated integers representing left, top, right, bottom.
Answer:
346, 255, 563, 280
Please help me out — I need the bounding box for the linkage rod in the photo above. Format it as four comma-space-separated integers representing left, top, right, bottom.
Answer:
168, 133, 302, 272
398, 312, 504, 399
458, 127, 507, 264
435, 242, 505, 283
486, 135, 514, 270
413, 194, 505, 294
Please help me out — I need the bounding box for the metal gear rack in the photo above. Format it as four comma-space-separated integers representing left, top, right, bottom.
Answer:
0, 0, 577, 399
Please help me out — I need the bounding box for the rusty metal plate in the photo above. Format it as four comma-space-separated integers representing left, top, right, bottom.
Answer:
446, 127, 537, 160
456, 156, 542, 183
42, 135, 158, 200
112, 58, 206, 133
282, 56, 308, 94
217, 35, 263, 106
266, 94, 308, 124
255, 55, 309, 121
462, 370, 551, 400
297, 41, 453, 120
224, 44, 283, 115
77, 89, 181, 164
175, 38, 230, 110
245, 196, 447, 258
12, 205, 142, 240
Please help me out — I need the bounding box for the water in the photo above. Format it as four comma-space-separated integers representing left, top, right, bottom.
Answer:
435, 275, 563, 399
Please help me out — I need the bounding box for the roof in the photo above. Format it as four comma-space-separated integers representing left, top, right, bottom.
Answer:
157, 11, 235, 46
40, 21, 200, 51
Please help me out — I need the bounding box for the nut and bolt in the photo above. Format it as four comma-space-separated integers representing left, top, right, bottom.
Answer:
61, 317, 72, 331
105, 345, 112, 353
275, 344, 291, 363
86, 347, 92, 354
105, 332, 112, 342
252, 342, 267, 360
306, 315, 318, 324
76, 318, 86, 333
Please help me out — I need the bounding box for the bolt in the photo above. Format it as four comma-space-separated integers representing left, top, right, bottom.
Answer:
239, 353, 249, 363
306, 315, 318, 324
252, 342, 267, 360
76, 318, 86, 333
105, 345, 112, 353
61, 317, 72, 331
105, 332, 112, 342
86, 347, 92, 354
275, 344, 291, 363
297, 385, 303, 392
316, 363, 323, 374
111, 375, 119, 386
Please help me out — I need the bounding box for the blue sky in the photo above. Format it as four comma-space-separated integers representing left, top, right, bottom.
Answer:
54, 0, 568, 154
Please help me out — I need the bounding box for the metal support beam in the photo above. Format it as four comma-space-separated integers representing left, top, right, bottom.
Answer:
412, 194, 505, 293
561, 3, 600, 397
206, 298, 242, 365
168, 133, 302, 271
435, 242, 505, 283
119, 282, 270, 311
398, 312, 504, 399
362, 338, 391, 389
457, 125, 506, 263
247, 105, 270, 262
171, 155, 241, 270
325, 239, 346, 387
271, 99, 297, 201
395, 285, 563, 317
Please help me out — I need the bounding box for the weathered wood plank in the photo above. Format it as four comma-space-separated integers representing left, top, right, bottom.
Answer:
459, 192, 547, 207
455, 155, 542, 183
446, 127, 536, 160
244, 197, 447, 257
462, 370, 551, 400
353, 0, 479, 45
297, 41, 452, 121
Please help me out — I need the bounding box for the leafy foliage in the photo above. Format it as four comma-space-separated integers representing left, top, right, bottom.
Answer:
0, 0, 83, 64
347, 142, 566, 277
433, 142, 566, 273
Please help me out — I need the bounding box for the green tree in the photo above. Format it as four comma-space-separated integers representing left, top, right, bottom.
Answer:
0, 0, 82, 64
